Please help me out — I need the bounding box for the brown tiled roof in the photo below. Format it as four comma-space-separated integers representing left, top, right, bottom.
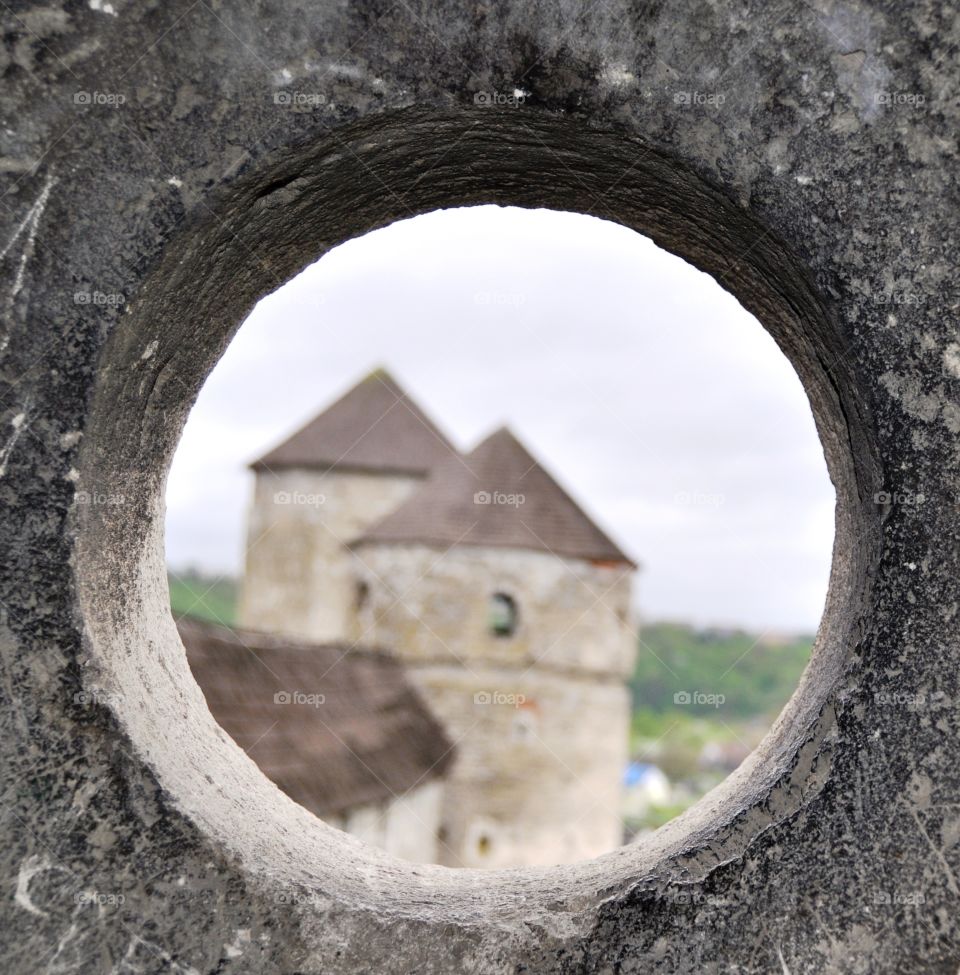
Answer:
354, 426, 634, 565
178, 617, 453, 817
251, 368, 456, 475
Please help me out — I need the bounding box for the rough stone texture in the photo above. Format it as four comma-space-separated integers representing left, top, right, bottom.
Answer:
0, 1, 958, 973
239, 467, 423, 640
353, 543, 635, 868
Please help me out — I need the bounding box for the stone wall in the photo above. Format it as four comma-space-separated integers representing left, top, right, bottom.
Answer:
352, 543, 635, 676
238, 467, 421, 641
324, 780, 444, 865
3, 1, 958, 970
353, 543, 635, 866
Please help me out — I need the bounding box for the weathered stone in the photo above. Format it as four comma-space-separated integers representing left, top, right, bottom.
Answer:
0, 1, 957, 973
354, 542, 635, 868
239, 465, 424, 640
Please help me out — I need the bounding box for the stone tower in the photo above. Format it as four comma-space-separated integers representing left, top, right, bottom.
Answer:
352, 427, 637, 868
238, 369, 456, 641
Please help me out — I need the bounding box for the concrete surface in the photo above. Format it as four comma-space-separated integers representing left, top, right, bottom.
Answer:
0, 1, 957, 972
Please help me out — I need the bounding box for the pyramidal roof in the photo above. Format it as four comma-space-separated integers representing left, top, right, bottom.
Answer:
355, 426, 634, 565
251, 368, 456, 475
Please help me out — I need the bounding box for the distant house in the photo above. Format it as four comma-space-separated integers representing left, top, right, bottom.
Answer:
220, 367, 637, 867
178, 616, 453, 864
622, 762, 671, 817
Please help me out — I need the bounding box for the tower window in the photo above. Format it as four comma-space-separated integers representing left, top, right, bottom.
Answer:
488, 592, 518, 637
354, 579, 370, 611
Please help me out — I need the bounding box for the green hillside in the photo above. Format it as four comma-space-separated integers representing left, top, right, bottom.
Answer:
630, 621, 813, 720
625, 622, 813, 831
168, 570, 238, 626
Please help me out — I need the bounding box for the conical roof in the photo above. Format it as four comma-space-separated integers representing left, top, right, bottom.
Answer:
355, 426, 633, 565
251, 368, 456, 475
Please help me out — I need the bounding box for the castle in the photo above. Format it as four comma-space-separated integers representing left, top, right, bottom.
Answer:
235, 368, 637, 867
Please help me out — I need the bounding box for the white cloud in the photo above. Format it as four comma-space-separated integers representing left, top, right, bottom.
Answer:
165, 205, 834, 632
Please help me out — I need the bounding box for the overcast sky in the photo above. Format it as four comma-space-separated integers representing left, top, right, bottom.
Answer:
165, 205, 835, 634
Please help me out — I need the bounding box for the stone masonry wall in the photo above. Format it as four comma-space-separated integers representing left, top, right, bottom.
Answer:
4, 2, 958, 968
238, 467, 421, 641
352, 543, 636, 866
324, 780, 444, 865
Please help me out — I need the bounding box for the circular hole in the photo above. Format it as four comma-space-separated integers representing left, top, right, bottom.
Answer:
75, 112, 873, 923
165, 205, 833, 869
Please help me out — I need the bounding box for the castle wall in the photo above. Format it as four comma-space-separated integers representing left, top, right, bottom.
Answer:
351, 543, 636, 866
351, 543, 636, 676
323, 780, 444, 865
237, 468, 422, 641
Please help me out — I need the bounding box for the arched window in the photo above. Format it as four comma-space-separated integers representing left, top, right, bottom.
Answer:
488, 592, 518, 637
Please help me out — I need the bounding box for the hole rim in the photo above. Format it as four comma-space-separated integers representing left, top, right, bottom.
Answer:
73, 105, 880, 927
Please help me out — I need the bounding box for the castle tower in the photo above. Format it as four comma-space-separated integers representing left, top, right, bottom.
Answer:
238, 369, 455, 641
352, 427, 637, 868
